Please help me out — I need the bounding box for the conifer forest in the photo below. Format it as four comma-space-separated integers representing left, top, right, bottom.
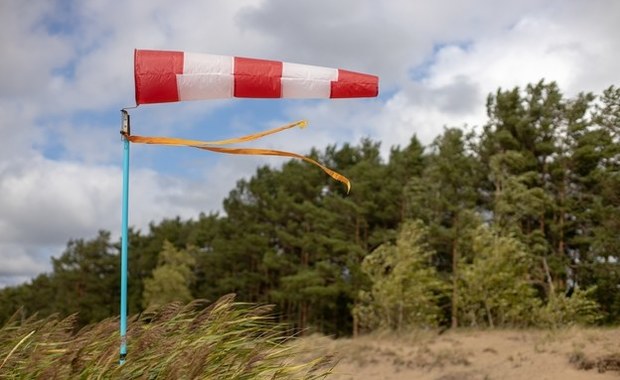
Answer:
2, 81, 619, 336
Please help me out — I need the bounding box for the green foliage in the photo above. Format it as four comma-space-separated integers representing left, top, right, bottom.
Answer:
0, 296, 334, 379
143, 241, 196, 308
404, 127, 481, 328
355, 220, 447, 331
51, 231, 120, 325
458, 226, 540, 327
536, 287, 602, 328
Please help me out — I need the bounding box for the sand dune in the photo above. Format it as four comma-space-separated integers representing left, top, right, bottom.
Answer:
298, 327, 620, 380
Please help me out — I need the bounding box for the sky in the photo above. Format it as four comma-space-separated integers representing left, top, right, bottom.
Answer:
0, 0, 618, 287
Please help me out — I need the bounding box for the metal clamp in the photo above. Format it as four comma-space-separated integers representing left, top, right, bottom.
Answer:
120, 109, 131, 138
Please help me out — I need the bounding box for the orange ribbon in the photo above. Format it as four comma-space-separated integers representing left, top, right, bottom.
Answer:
125, 120, 351, 193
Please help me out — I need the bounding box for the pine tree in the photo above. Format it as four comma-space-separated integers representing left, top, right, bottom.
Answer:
480, 81, 564, 295
583, 85, 620, 322
51, 231, 119, 325
405, 127, 480, 327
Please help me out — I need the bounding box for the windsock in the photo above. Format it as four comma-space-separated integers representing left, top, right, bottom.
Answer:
134, 49, 379, 105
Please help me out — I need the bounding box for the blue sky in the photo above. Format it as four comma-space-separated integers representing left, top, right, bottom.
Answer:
1, 0, 619, 287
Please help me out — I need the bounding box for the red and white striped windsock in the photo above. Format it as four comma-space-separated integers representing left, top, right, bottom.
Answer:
134, 49, 379, 105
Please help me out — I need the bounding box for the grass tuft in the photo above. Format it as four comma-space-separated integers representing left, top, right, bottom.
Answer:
0, 294, 334, 379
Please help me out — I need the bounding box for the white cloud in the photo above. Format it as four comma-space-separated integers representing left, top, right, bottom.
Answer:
0, 244, 51, 278
0, 1, 74, 97
238, 0, 549, 86
0, 152, 228, 284
332, 0, 620, 151
0, 157, 231, 285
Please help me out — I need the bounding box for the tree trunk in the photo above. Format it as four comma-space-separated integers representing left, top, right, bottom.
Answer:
451, 243, 458, 329
451, 216, 459, 329
353, 308, 359, 338
542, 256, 555, 295
299, 301, 308, 335
398, 302, 404, 332
484, 300, 494, 328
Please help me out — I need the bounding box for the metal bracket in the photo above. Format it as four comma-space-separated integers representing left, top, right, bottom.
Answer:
120, 109, 131, 138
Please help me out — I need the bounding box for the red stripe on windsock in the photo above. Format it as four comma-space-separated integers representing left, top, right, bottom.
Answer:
234, 57, 283, 98
135, 50, 184, 104
331, 69, 379, 98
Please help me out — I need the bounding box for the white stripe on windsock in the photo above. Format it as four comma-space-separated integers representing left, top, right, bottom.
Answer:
281, 62, 338, 98
178, 53, 234, 100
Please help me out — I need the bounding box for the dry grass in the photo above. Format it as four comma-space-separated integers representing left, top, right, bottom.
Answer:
0, 295, 334, 379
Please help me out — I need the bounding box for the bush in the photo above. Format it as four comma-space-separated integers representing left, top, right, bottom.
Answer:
354, 220, 447, 332
536, 287, 602, 328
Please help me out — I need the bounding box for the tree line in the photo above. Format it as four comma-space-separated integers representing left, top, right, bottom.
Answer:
1, 81, 618, 336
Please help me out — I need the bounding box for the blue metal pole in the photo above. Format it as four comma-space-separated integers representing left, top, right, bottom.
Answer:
120, 110, 130, 365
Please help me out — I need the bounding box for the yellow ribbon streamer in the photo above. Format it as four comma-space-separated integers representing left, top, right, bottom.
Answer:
125, 120, 351, 193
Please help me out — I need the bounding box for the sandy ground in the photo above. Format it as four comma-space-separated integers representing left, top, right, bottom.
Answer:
297, 327, 620, 380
